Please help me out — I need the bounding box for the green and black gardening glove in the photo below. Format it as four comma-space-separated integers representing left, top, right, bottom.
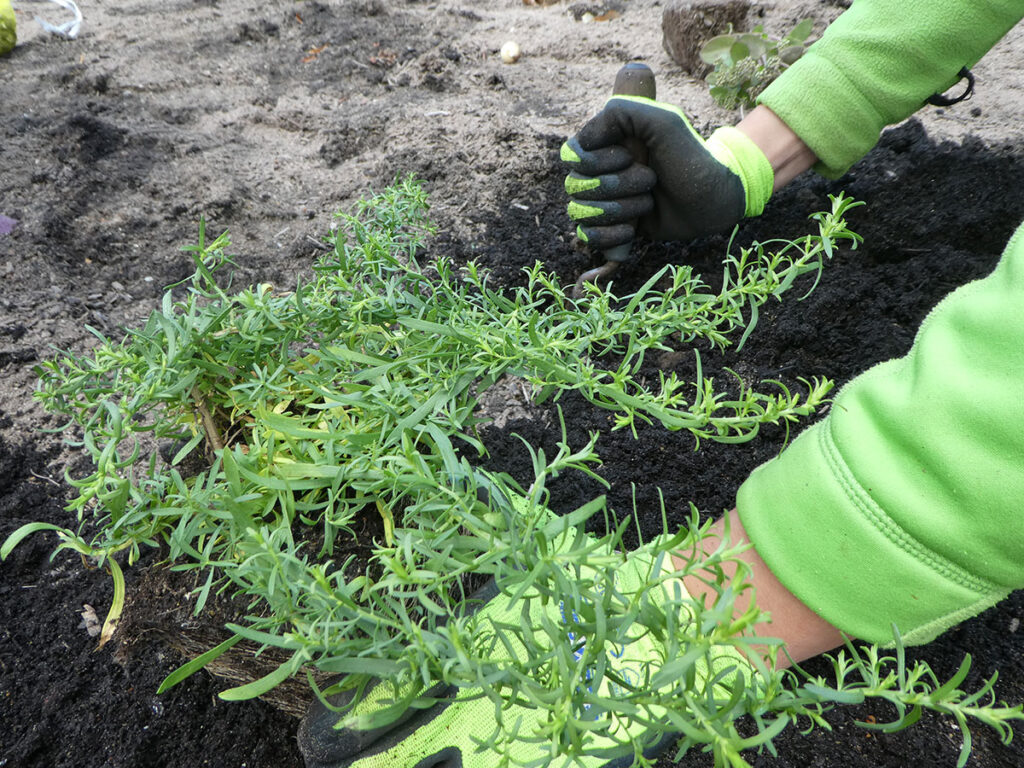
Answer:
298, 517, 755, 768
562, 96, 774, 251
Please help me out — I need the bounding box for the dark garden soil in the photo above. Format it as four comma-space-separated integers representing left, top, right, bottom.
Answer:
1, 1, 1023, 767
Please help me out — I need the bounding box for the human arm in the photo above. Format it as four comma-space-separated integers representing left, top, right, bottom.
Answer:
674, 187, 1024, 660
756, 0, 1024, 177
735, 105, 817, 193
735, 221, 1024, 647
680, 98, 1024, 653
563, 0, 1023, 247
677, 508, 845, 669
714, 0, 1024, 648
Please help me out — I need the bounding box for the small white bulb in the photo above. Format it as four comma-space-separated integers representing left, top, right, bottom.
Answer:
500, 40, 521, 64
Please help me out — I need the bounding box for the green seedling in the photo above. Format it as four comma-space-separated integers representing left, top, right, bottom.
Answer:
701, 20, 814, 113
4, 180, 1020, 766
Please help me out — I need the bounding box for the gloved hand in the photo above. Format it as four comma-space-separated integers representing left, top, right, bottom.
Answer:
0, 0, 16, 56
562, 96, 774, 251
298, 533, 753, 768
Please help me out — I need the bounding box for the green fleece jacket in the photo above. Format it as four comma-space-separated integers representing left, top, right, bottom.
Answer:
738, 1, 1024, 645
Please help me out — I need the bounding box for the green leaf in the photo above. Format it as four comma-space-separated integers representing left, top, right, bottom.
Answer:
787, 18, 814, 43
218, 651, 303, 700
316, 656, 405, 677
193, 565, 216, 614
735, 34, 768, 59
157, 634, 244, 693
223, 623, 304, 649
221, 446, 243, 498
97, 555, 126, 650
708, 85, 741, 111
930, 654, 972, 701
955, 712, 973, 768
737, 293, 760, 350
322, 345, 392, 367
802, 684, 866, 705
1, 522, 68, 560
699, 35, 737, 65
542, 495, 607, 536
649, 646, 708, 690
868, 704, 923, 733
376, 499, 395, 546
396, 316, 466, 339
779, 44, 806, 66
171, 431, 205, 466
736, 713, 790, 749
729, 40, 751, 62
262, 410, 338, 441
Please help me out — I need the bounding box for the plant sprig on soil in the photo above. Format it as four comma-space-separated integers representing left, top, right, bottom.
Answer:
5, 179, 1020, 766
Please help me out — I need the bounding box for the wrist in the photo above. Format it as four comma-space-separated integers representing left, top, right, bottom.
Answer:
676, 508, 844, 670
736, 105, 818, 192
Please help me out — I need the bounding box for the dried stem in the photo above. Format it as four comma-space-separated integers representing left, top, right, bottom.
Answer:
192, 387, 225, 452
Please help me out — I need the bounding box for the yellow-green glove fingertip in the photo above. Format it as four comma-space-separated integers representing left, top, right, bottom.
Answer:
567, 201, 603, 221
560, 141, 581, 164
564, 175, 600, 196
0, 0, 16, 56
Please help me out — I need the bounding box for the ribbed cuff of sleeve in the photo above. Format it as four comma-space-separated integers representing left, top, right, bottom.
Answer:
705, 126, 774, 217
736, 419, 1010, 646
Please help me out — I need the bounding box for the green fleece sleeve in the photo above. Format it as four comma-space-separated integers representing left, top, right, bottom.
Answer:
737, 221, 1024, 646
758, 1, 1023, 178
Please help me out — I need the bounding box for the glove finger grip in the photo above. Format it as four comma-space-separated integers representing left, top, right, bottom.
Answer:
576, 223, 636, 250
567, 194, 653, 227
565, 163, 657, 202
562, 136, 634, 175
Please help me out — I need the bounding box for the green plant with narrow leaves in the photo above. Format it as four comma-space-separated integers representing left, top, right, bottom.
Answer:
3, 179, 1020, 767
701, 20, 814, 113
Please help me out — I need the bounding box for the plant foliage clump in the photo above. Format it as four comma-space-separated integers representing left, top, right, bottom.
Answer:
701, 20, 814, 112
5, 180, 1021, 766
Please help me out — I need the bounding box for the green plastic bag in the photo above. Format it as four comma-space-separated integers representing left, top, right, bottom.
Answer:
0, 0, 15, 56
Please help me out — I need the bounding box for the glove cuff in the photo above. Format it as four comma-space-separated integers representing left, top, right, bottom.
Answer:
705, 126, 774, 218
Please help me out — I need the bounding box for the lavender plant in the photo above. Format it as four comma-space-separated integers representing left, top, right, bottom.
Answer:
4, 180, 1019, 767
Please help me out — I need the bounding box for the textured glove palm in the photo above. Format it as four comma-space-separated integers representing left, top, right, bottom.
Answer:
562, 96, 774, 251
298, 538, 751, 768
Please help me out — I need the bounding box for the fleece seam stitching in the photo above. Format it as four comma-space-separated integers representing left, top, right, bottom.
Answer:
899, 589, 1011, 647
813, 222, 1024, 606
816, 417, 1001, 596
